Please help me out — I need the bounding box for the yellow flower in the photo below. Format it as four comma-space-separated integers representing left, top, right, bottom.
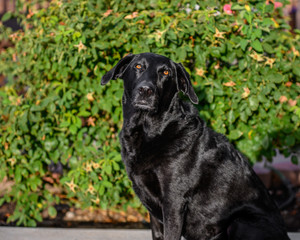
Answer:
250, 52, 264, 62
241, 87, 250, 99
214, 28, 226, 39
264, 57, 275, 68
271, 18, 279, 28
66, 179, 77, 193
245, 5, 251, 12
74, 40, 87, 53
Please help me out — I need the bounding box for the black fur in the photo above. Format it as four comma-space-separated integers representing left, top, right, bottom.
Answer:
101, 53, 290, 240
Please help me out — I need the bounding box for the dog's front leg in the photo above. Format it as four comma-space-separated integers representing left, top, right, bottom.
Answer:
162, 198, 186, 240
150, 214, 164, 240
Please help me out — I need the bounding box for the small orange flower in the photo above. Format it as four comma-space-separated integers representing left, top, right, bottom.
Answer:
195, 68, 206, 77
66, 179, 77, 193
154, 30, 165, 40
279, 96, 288, 103
292, 46, 300, 57
214, 28, 226, 39
7, 158, 16, 166
288, 99, 297, 106
285, 82, 292, 87
74, 40, 87, 53
92, 198, 100, 204
12, 53, 17, 62
223, 81, 236, 87
214, 62, 220, 70
26, 9, 34, 19
250, 52, 264, 62
103, 9, 113, 17
85, 162, 93, 172
86, 92, 94, 102
87, 184, 95, 194
242, 87, 250, 98
92, 162, 100, 169
124, 12, 138, 19
87, 117, 96, 127
264, 57, 276, 68
9, 33, 18, 41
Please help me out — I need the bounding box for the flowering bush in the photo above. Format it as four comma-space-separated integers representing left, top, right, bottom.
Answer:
0, 0, 299, 226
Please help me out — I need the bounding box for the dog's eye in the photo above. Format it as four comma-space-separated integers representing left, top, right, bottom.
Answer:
163, 70, 169, 75
136, 64, 142, 69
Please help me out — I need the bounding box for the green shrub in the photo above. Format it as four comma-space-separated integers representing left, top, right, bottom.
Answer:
0, 0, 299, 226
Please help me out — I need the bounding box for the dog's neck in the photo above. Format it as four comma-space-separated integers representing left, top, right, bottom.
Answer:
121, 93, 198, 139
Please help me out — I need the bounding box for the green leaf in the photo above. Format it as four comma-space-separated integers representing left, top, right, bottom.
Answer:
267, 73, 284, 84
15, 166, 22, 183
112, 161, 120, 171
228, 110, 236, 123
231, 4, 245, 10
69, 125, 77, 135
78, 111, 91, 117
285, 135, 295, 146
48, 206, 57, 218
228, 130, 243, 140
59, 121, 70, 128
1, 12, 12, 22
99, 185, 105, 196
240, 39, 248, 51
103, 164, 112, 175
262, 43, 274, 53
291, 155, 298, 165
251, 40, 263, 52
238, 59, 247, 71
102, 181, 113, 188
44, 139, 58, 152
249, 96, 259, 111
292, 63, 300, 77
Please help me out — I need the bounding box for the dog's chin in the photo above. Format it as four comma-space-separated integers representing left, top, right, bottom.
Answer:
133, 101, 156, 111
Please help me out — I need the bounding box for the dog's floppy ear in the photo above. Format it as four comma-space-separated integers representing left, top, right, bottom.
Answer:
101, 54, 135, 85
176, 63, 199, 104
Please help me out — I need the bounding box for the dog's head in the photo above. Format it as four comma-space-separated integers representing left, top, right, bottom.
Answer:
101, 53, 198, 111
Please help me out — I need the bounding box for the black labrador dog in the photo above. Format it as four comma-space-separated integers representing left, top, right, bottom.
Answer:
101, 53, 290, 240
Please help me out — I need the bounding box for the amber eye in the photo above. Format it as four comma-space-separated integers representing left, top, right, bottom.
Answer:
136, 64, 142, 69
163, 70, 169, 75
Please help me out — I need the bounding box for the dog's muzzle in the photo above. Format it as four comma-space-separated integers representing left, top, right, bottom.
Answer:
133, 83, 157, 111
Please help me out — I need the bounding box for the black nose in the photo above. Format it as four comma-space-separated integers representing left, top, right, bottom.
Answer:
138, 86, 153, 97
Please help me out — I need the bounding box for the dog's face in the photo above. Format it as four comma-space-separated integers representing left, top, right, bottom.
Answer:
101, 53, 198, 111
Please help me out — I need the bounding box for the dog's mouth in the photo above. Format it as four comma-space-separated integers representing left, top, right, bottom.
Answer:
133, 100, 156, 111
